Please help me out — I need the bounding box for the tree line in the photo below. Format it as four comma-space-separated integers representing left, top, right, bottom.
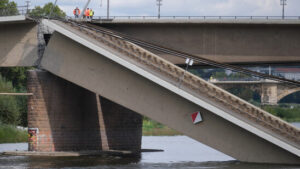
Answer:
0, 0, 65, 18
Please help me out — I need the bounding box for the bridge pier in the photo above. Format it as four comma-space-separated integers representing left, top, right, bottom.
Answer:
261, 83, 278, 105
27, 70, 142, 152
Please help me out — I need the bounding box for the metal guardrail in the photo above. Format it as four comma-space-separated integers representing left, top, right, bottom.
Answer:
0, 6, 31, 16
84, 15, 300, 20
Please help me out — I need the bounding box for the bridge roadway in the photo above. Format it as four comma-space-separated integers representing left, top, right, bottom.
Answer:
0, 16, 300, 164
0, 15, 38, 66
1, 16, 300, 66
90, 19, 300, 65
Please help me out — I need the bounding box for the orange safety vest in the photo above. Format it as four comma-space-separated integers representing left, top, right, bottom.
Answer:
85, 9, 90, 16
73, 9, 80, 15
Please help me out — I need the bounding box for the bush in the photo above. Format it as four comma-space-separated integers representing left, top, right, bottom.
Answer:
142, 117, 181, 136
0, 75, 22, 125
263, 105, 300, 122
0, 124, 27, 143
0, 96, 20, 125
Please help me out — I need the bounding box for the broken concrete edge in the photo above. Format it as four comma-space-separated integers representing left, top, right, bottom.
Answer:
0, 149, 163, 157
0, 15, 26, 23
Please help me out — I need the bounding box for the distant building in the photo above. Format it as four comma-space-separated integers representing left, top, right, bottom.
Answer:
273, 68, 300, 80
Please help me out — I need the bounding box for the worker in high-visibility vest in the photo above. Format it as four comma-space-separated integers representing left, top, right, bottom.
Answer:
73, 7, 81, 18
85, 8, 90, 19
89, 9, 94, 19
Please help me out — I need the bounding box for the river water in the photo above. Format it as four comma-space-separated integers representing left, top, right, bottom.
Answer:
0, 124, 300, 169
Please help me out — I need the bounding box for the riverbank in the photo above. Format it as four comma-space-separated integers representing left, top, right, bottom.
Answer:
142, 118, 181, 136
261, 104, 300, 122
0, 125, 27, 143
0, 120, 181, 144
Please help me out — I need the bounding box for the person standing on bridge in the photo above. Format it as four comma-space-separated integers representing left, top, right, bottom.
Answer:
73, 7, 81, 18
89, 9, 94, 19
85, 8, 90, 19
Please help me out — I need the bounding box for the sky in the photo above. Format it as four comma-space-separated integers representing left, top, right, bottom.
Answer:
13, 0, 300, 17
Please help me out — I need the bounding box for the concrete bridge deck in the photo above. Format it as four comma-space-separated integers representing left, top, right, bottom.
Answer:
91, 19, 300, 65
0, 16, 38, 66
39, 19, 300, 164
91, 18, 300, 24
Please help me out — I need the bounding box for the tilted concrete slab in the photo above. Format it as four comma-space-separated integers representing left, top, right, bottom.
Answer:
0, 16, 38, 66
41, 19, 300, 164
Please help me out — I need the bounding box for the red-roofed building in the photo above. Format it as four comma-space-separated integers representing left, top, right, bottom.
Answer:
274, 67, 300, 80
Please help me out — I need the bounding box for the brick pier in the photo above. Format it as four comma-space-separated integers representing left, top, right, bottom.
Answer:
27, 70, 142, 152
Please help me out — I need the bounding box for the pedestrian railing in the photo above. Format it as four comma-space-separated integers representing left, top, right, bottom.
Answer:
85, 15, 300, 20
0, 6, 31, 17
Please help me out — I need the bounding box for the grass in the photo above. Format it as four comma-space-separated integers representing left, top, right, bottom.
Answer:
143, 118, 181, 136
0, 125, 27, 143
262, 104, 300, 122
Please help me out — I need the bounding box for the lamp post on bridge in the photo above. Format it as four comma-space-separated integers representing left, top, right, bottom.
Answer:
107, 0, 110, 19
280, 0, 287, 19
157, 0, 162, 19
25, 1, 30, 14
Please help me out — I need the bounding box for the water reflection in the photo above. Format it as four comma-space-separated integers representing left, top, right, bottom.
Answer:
29, 156, 140, 168
0, 135, 300, 169
0, 156, 299, 169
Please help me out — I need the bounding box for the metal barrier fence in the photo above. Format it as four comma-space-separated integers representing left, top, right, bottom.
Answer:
0, 6, 31, 16
83, 15, 300, 20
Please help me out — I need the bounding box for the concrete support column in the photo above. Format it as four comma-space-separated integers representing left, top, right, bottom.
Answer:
261, 83, 278, 105
27, 70, 142, 152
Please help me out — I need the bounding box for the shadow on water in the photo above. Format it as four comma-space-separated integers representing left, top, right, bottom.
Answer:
0, 155, 141, 168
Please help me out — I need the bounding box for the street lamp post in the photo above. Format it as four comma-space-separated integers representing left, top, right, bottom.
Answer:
280, 0, 287, 19
25, 1, 30, 14
107, 0, 110, 19
157, 0, 162, 19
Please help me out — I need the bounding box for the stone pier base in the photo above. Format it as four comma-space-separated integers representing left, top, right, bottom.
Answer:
261, 83, 278, 105
27, 70, 142, 152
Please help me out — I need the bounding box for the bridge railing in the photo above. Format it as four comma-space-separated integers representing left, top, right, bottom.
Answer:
82, 15, 300, 20
0, 6, 31, 17
209, 77, 262, 82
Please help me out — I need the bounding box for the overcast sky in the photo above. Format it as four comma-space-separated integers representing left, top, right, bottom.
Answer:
13, 0, 300, 17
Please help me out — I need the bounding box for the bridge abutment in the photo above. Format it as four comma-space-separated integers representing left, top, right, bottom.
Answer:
27, 70, 142, 152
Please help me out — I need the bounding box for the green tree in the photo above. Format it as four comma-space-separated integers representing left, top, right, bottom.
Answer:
0, 75, 20, 125
29, 2, 66, 18
228, 87, 254, 101
0, 68, 29, 126
213, 71, 227, 80
0, 0, 18, 16
0, 67, 28, 91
